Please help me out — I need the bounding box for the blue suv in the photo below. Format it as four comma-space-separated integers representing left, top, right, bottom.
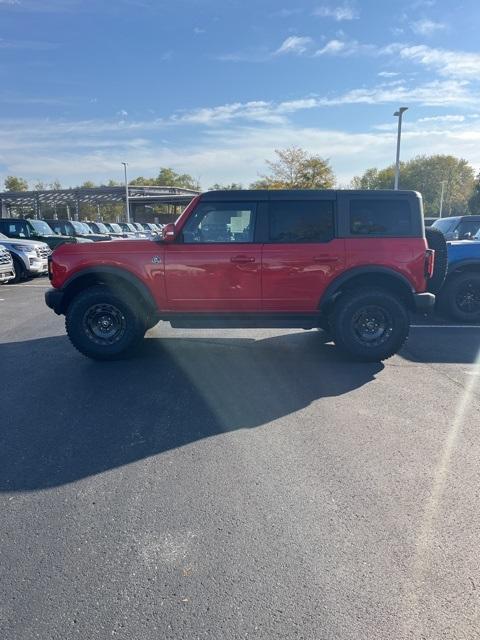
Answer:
438, 233, 480, 322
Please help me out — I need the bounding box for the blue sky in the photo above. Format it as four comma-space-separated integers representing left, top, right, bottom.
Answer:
1, 0, 480, 188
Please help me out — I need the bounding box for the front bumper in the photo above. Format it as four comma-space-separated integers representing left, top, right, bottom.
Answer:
27, 257, 48, 275
0, 266, 15, 283
413, 292, 435, 313
45, 288, 65, 315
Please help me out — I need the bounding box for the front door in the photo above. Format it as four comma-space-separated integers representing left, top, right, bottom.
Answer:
164, 200, 261, 312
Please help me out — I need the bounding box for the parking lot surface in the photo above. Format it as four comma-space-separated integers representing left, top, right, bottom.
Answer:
1, 279, 480, 640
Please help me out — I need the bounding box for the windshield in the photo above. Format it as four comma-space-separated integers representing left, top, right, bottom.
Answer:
0, 232, 8, 240
29, 220, 54, 235
433, 218, 457, 234
71, 221, 87, 233
94, 222, 109, 234
109, 223, 122, 233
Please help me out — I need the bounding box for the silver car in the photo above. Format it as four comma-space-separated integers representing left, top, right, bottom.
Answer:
0, 232, 51, 282
0, 244, 15, 284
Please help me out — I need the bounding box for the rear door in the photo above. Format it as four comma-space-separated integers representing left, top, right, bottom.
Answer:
261, 194, 345, 312
164, 199, 262, 312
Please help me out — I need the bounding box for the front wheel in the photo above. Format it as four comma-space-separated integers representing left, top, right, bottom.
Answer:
439, 272, 480, 323
65, 285, 146, 360
332, 288, 409, 361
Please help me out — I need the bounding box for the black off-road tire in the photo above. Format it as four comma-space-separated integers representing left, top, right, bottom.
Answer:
425, 226, 448, 294
439, 272, 480, 323
9, 255, 26, 284
65, 285, 146, 360
331, 288, 410, 362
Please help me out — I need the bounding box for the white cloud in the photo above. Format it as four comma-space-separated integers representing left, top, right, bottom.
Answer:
193, 26, 205, 34
313, 4, 358, 20
2, 116, 480, 189
396, 44, 480, 78
316, 39, 346, 55
411, 19, 446, 36
275, 36, 313, 55
378, 71, 400, 77
418, 114, 465, 123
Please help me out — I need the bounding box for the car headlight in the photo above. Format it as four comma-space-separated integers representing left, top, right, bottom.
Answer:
15, 245, 37, 253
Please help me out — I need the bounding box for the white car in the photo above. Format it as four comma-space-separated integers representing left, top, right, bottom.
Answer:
0, 232, 50, 283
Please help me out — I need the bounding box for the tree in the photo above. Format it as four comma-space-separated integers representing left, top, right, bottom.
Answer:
50, 179, 62, 190
208, 182, 243, 191
157, 167, 200, 190
469, 173, 480, 214
129, 167, 200, 190
352, 155, 476, 216
250, 147, 335, 190
4, 176, 28, 191
80, 180, 96, 188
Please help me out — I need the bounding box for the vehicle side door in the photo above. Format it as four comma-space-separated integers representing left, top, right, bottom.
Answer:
164, 200, 262, 312
261, 194, 345, 311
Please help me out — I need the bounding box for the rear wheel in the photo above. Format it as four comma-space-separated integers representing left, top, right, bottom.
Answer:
331, 288, 409, 361
66, 285, 146, 360
440, 272, 480, 323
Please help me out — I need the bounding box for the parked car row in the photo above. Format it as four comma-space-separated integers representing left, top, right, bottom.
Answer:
0, 217, 164, 282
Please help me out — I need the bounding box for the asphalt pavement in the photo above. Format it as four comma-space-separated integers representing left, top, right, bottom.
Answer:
1, 278, 480, 640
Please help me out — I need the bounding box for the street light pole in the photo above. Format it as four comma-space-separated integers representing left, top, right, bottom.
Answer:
122, 161, 130, 223
439, 180, 447, 218
393, 107, 408, 190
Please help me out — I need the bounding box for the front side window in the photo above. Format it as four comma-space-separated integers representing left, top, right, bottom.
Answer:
182, 202, 256, 243
350, 199, 412, 236
457, 220, 480, 238
269, 200, 334, 243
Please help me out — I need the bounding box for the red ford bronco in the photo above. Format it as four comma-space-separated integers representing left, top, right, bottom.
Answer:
45, 190, 446, 362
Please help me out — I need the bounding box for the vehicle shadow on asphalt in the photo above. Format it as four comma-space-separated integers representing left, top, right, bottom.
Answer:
1, 331, 383, 492
402, 328, 480, 364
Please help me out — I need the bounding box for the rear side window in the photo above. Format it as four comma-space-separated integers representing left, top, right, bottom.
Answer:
350, 199, 412, 236
6, 221, 28, 237
269, 200, 334, 243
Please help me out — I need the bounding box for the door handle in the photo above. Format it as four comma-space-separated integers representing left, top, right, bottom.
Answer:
231, 255, 255, 263
313, 256, 340, 263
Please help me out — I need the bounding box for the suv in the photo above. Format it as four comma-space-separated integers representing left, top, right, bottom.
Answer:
432, 216, 480, 240
45, 219, 106, 242
0, 232, 50, 282
436, 231, 480, 322
45, 190, 442, 362
0, 244, 15, 284
0, 218, 80, 250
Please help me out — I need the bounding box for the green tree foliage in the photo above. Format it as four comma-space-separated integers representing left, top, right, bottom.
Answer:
468, 173, 480, 214
129, 167, 200, 190
4, 176, 28, 191
352, 155, 476, 216
208, 182, 243, 190
250, 147, 335, 190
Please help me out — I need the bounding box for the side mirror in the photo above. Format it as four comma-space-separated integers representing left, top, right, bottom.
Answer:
162, 223, 176, 242
462, 232, 472, 240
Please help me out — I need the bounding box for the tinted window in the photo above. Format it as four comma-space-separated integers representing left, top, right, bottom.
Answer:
457, 220, 480, 238
269, 200, 334, 243
6, 221, 28, 238
183, 202, 256, 243
350, 199, 411, 236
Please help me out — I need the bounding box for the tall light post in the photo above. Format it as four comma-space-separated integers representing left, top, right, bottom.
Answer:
121, 161, 130, 223
439, 180, 447, 218
393, 107, 408, 190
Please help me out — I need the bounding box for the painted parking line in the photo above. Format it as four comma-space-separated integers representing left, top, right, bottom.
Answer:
411, 324, 480, 329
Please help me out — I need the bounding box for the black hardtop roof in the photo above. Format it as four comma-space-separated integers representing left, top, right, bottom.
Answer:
201, 189, 421, 202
